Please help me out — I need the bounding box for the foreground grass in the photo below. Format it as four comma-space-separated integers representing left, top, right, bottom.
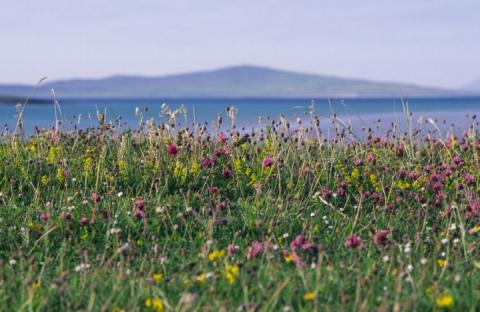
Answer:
0, 110, 480, 311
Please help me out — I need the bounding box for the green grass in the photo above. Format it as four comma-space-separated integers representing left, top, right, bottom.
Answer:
0, 112, 479, 311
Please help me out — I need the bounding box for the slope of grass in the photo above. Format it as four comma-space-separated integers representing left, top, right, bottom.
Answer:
0, 109, 479, 311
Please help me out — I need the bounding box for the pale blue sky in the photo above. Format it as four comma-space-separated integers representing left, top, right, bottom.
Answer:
1, 0, 479, 88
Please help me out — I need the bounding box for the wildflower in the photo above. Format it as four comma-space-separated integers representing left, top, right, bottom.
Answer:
284, 254, 294, 263
227, 244, 237, 256
153, 273, 163, 282
223, 167, 232, 178
452, 155, 464, 166
345, 234, 362, 249
39, 212, 50, 222
406, 264, 414, 272
145, 297, 164, 312
196, 273, 207, 284
201, 156, 215, 168
75, 263, 91, 272
247, 241, 264, 259
437, 259, 447, 268
134, 209, 144, 219
262, 157, 275, 168
32, 280, 41, 291
135, 199, 146, 210
224, 264, 239, 284
41, 175, 49, 185
208, 187, 219, 194
208, 250, 225, 262
303, 292, 316, 301
216, 202, 227, 211
290, 235, 315, 251
91, 193, 102, 203
436, 293, 454, 308
167, 143, 178, 156
373, 230, 389, 246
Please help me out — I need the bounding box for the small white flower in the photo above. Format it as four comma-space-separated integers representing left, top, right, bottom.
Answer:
454, 274, 461, 282
449, 223, 457, 231
310, 212, 315, 217
453, 238, 460, 245
206, 272, 215, 278
324, 220, 330, 225
406, 264, 413, 272
9, 259, 16, 265
441, 252, 446, 257
382, 255, 390, 262
75, 263, 91, 272
282, 233, 289, 239
117, 192, 123, 198
420, 258, 428, 265
311, 263, 317, 269
441, 238, 448, 245
109, 228, 121, 235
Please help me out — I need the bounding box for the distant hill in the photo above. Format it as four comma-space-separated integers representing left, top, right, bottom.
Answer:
463, 80, 480, 91
0, 65, 459, 99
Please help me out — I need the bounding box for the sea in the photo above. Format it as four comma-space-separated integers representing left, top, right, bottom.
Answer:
1, 97, 479, 138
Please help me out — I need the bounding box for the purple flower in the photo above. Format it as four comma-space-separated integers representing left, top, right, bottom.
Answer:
40, 213, 50, 222
452, 155, 464, 166
134, 208, 144, 219
167, 143, 178, 156
216, 202, 227, 211
247, 241, 264, 259
208, 186, 219, 194
201, 156, 215, 168
373, 230, 389, 246
91, 193, 102, 203
262, 157, 275, 168
223, 167, 232, 178
135, 199, 146, 210
290, 234, 315, 251
345, 234, 362, 249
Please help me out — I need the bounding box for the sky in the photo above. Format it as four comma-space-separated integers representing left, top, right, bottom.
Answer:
1, 0, 479, 89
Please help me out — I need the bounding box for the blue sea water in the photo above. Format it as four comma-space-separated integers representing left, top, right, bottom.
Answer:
1, 97, 479, 136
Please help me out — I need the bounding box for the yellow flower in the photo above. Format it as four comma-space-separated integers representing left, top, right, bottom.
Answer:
145, 297, 164, 312
153, 273, 163, 282
224, 264, 239, 285
81, 232, 89, 242
426, 285, 436, 296
32, 280, 40, 291
196, 273, 207, 284
303, 292, 316, 301
208, 250, 225, 262
190, 160, 200, 175
436, 293, 454, 308
83, 157, 94, 175
56, 168, 64, 182
284, 255, 294, 263
46, 146, 62, 164
350, 168, 360, 180
41, 175, 49, 185
437, 259, 447, 268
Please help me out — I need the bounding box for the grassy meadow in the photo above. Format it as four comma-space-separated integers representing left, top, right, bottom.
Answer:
0, 106, 479, 311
